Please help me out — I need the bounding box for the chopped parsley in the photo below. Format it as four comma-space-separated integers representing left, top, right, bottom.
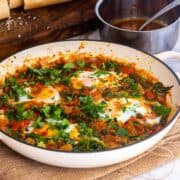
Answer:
153, 105, 171, 117
117, 127, 128, 136
0, 94, 8, 106
94, 70, 110, 77
63, 63, 75, 70
0, 55, 172, 152
76, 60, 85, 69
4, 77, 30, 99
153, 82, 173, 95
102, 61, 121, 72
79, 96, 106, 119
7, 104, 34, 121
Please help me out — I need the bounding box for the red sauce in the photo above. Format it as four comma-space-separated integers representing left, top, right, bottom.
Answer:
112, 18, 166, 31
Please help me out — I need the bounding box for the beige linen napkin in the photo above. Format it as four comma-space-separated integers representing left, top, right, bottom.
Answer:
0, 118, 179, 180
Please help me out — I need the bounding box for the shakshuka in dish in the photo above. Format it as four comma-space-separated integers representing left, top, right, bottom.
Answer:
0, 53, 172, 152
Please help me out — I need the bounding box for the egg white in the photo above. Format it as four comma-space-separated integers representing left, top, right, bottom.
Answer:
103, 98, 147, 123
64, 124, 77, 133
146, 116, 161, 125
24, 122, 34, 134
99, 98, 162, 125
72, 71, 126, 88
18, 86, 61, 104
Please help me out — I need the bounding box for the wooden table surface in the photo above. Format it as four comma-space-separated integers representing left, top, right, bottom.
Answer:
0, 0, 98, 60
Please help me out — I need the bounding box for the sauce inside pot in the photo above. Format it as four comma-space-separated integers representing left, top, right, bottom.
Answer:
112, 18, 166, 31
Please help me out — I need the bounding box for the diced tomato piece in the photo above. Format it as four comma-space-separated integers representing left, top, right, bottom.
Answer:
91, 120, 108, 133
134, 124, 144, 135
151, 125, 162, 134
21, 120, 31, 127
10, 121, 20, 131
83, 88, 90, 96
124, 117, 137, 124
59, 85, 69, 91
11, 120, 30, 131
70, 107, 80, 116
101, 134, 121, 149
1, 107, 9, 113
65, 99, 79, 106
123, 117, 144, 136
145, 91, 156, 100
34, 111, 40, 117
122, 66, 135, 75
17, 79, 26, 83
90, 89, 102, 101
64, 106, 73, 114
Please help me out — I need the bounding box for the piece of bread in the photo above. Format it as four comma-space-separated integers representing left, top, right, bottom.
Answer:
0, 0, 10, 20
9, 0, 23, 9
24, 0, 72, 10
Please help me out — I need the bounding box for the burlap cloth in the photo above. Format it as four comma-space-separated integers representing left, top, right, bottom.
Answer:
0, 117, 179, 180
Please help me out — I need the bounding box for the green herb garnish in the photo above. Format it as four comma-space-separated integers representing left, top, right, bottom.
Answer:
0, 94, 8, 106
94, 70, 110, 77
76, 60, 85, 68
117, 127, 128, 136
79, 96, 106, 119
153, 105, 171, 117
63, 63, 74, 70
153, 82, 172, 95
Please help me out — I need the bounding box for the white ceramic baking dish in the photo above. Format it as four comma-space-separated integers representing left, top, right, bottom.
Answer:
0, 41, 179, 168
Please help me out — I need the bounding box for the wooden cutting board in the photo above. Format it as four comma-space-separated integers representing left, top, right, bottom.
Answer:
0, 0, 98, 60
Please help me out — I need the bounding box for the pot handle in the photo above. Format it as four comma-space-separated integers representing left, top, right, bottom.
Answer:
155, 51, 180, 78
